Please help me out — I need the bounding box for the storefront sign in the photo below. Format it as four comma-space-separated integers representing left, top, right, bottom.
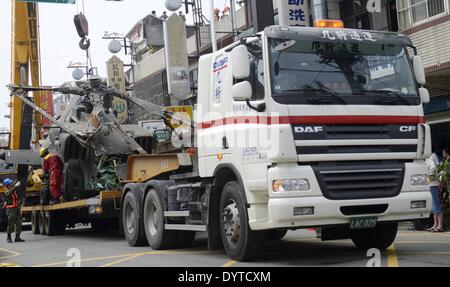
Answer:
277, 0, 310, 27
106, 55, 128, 123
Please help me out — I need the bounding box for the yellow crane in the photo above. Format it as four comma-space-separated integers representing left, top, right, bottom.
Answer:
11, 1, 43, 146
1, 1, 43, 231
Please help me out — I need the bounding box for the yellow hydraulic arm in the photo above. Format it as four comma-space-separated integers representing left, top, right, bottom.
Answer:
10, 1, 43, 198
11, 0, 42, 149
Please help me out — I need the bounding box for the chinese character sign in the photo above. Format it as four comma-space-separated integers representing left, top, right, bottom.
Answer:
278, 0, 310, 27
106, 55, 128, 123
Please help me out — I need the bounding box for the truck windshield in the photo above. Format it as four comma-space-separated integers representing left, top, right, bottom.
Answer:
269, 37, 420, 105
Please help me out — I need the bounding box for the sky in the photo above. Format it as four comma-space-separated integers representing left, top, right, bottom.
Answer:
0, 0, 229, 129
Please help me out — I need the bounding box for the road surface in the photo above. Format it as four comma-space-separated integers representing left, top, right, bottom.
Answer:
0, 227, 449, 267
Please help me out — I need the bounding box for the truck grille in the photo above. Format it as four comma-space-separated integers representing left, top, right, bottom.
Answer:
293, 124, 418, 157
312, 161, 405, 200
292, 124, 418, 140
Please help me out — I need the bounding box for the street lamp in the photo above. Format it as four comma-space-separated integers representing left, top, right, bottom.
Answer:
67, 61, 97, 80
103, 31, 132, 55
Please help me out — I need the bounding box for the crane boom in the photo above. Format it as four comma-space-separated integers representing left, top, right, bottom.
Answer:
10, 1, 42, 198
11, 1, 42, 150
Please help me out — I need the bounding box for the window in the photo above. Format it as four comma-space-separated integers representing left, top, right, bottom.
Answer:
268, 38, 420, 106
341, 0, 397, 31
397, 0, 447, 30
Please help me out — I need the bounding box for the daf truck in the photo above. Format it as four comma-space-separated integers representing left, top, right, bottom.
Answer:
119, 21, 433, 261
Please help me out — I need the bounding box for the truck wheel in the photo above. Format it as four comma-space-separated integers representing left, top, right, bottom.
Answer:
122, 192, 147, 246
0, 209, 7, 232
220, 181, 265, 261
176, 231, 196, 249
0, 211, 6, 232
44, 211, 57, 236
0, 221, 6, 233
39, 211, 46, 235
55, 212, 66, 235
350, 223, 398, 250
266, 228, 288, 241
143, 189, 178, 249
31, 211, 40, 234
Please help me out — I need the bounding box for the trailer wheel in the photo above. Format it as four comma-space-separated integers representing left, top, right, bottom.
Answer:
31, 211, 40, 234
39, 211, 46, 235
350, 222, 398, 250
122, 192, 147, 246
0, 221, 6, 233
220, 181, 265, 261
44, 211, 57, 236
55, 212, 66, 235
143, 189, 178, 249
0, 208, 7, 232
0, 212, 6, 233
266, 228, 288, 241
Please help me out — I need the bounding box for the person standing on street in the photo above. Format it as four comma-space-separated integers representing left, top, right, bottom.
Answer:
40, 148, 64, 204
2, 178, 24, 243
426, 153, 444, 232
443, 148, 450, 162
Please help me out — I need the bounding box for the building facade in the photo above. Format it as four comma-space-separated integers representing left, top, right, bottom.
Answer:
396, 0, 450, 151
127, 1, 450, 151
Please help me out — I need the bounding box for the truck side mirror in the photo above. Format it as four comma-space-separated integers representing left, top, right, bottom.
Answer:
232, 81, 252, 101
413, 55, 426, 85
231, 45, 250, 79
419, 87, 430, 104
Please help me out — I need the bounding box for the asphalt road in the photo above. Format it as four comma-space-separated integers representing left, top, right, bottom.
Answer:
0, 226, 449, 267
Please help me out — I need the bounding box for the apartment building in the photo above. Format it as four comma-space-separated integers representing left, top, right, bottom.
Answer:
396, 0, 450, 150
126, 0, 450, 151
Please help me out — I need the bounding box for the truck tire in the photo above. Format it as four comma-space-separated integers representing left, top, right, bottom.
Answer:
122, 192, 147, 246
44, 211, 57, 236
39, 211, 46, 235
350, 222, 398, 250
220, 181, 265, 261
176, 231, 196, 249
143, 189, 178, 249
0, 209, 7, 232
55, 212, 66, 235
0, 221, 6, 233
31, 210, 40, 234
266, 228, 288, 241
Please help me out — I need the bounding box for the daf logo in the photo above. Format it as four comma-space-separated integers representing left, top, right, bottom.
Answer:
400, 126, 417, 132
295, 126, 324, 133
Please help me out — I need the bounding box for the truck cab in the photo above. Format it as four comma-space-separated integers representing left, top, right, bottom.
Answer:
196, 23, 432, 255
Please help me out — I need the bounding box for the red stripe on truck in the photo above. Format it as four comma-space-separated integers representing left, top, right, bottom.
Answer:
197, 116, 425, 129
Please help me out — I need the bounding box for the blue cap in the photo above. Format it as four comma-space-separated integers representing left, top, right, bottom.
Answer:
3, 178, 14, 186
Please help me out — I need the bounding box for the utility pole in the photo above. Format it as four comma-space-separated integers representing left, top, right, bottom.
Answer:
209, 0, 217, 52
230, 0, 238, 41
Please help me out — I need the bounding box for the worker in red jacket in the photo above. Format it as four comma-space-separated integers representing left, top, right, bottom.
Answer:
40, 148, 64, 204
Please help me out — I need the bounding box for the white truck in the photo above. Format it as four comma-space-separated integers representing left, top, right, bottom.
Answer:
121, 22, 433, 261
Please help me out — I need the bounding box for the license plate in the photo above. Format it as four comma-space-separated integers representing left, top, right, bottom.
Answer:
349, 217, 378, 229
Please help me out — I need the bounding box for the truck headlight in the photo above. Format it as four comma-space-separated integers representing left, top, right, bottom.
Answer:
273, 179, 310, 192
410, 175, 428, 186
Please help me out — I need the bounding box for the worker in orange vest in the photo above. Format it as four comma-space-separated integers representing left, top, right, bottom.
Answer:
40, 148, 64, 204
2, 178, 24, 243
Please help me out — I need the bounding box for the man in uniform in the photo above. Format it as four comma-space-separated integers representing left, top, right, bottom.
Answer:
40, 148, 64, 204
2, 178, 24, 243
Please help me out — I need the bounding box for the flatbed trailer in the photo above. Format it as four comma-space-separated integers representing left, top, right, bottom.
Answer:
21, 190, 122, 236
